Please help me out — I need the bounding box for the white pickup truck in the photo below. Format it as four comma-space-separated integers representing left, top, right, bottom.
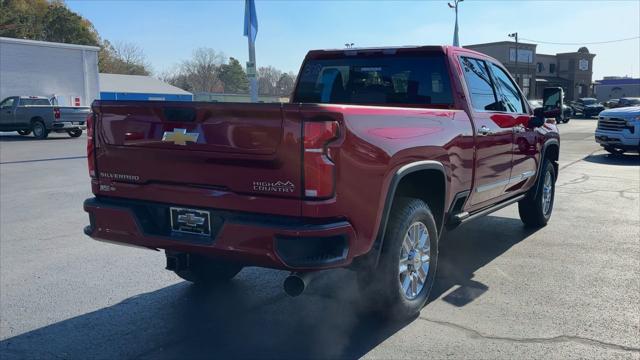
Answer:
0, 96, 89, 139
596, 106, 640, 155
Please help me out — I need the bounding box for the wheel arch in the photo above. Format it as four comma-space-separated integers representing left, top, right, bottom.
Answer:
533, 139, 559, 199
541, 139, 559, 177
30, 116, 45, 125
370, 160, 448, 266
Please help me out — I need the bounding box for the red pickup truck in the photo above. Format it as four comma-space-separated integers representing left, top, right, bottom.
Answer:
84, 46, 561, 318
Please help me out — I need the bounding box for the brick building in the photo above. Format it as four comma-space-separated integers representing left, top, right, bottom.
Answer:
464, 41, 596, 101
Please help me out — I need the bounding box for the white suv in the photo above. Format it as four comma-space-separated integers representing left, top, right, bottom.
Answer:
595, 106, 640, 155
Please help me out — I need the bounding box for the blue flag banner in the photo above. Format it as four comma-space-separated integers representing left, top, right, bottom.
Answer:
244, 0, 258, 43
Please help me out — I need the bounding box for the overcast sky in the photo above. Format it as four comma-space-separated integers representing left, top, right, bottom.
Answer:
67, 0, 640, 80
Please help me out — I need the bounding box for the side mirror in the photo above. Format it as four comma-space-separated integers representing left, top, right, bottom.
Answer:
528, 108, 545, 128
542, 87, 563, 118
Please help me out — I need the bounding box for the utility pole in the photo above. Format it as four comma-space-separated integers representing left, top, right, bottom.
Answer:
509, 32, 519, 87
448, 0, 463, 47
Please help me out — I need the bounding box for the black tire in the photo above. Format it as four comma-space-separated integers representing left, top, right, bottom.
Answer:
32, 120, 49, 139
604, 146, 625, 156
518, 160, 556, 227
68, 129, 83, 138
174, 253, 242, 286
17, 129, 31, 136
357, 197, 439, 319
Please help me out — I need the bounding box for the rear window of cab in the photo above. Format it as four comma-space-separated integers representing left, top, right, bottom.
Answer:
293, 54, 453, 107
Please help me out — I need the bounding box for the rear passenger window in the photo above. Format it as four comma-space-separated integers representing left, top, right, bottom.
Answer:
488, 63, 525, 113
459, 57, 502, 111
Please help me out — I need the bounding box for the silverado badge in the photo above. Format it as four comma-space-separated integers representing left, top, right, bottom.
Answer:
162, 128, 199, 145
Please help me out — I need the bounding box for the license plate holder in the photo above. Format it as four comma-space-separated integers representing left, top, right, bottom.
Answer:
170, 207, 211, 236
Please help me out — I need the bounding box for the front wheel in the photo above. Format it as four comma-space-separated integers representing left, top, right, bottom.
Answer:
17, 130, 31, 136
357, 197, 438, 319
518, 160, 556, 227
67, 129, 83, 138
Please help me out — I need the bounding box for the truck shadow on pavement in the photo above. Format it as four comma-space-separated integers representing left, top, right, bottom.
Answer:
0, 216, 536, 360
583, 153, 640, 166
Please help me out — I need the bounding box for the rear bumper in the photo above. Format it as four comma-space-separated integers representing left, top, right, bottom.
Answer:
83, 197, 356, 270
51, 121, 86, 130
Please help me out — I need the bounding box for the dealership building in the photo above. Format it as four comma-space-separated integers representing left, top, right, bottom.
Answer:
99, 73, 193, 101
593, 77, 640, 102
465, 41, 596, 101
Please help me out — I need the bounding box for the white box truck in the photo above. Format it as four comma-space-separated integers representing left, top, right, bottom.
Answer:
0, 37, 99, 108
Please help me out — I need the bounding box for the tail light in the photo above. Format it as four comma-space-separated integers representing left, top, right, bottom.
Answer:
53, 107, 60, 119
303, 121, 339, 199
86, 113, 96, 178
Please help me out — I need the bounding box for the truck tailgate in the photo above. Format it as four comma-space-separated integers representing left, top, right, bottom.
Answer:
59, 106, 91, 122
93, 101, 304, 207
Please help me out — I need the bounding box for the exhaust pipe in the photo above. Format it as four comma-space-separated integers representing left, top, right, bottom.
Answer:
283, 271, 319, 297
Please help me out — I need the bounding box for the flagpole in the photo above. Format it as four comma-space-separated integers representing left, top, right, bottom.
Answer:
246, 1, 258, 103
248, 41, 257, 102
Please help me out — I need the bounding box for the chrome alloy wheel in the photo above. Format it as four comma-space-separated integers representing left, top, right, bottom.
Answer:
542, 171, 553, 215
399, 221, 430, 300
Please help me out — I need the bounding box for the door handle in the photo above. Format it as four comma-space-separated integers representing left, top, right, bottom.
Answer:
477, 125, 492, 136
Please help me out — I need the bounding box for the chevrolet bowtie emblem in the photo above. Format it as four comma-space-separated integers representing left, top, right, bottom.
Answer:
162, 128, 199, 146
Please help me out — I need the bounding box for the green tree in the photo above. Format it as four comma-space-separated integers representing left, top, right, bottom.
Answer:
0, 0, 50, 40
219, 57, 249, 94
0, 0, 152, 75
41, 2, 99, 45
0, 0, 99, 46
276, 72, 296, 96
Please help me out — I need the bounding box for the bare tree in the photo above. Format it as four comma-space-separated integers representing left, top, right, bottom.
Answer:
180, 48, 226, 92
157, 66, 192, 92
258, 66, 282, 96
99, 40, 151, 75
113, 41, 150, 70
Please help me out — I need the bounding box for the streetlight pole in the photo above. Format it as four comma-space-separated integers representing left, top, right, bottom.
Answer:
448, 0, 463, 47
509, 32, 519, 87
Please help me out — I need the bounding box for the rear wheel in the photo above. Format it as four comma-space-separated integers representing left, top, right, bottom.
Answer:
518, 160, 556, 227
17, 130, 31, 136
67, 129, 83, 138
174, 253, 242, 286
32, 120, 48, 139
357, 197, 438, 319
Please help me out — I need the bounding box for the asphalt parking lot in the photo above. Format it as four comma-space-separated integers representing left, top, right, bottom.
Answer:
0, 119, 639, 359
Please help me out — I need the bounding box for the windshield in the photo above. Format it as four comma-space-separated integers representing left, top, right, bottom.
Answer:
20, 98, 51, 106
582, 99, 597, 105
623, 98, 640, 105
529, 100, 543, 108
293, 54, 453, 107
